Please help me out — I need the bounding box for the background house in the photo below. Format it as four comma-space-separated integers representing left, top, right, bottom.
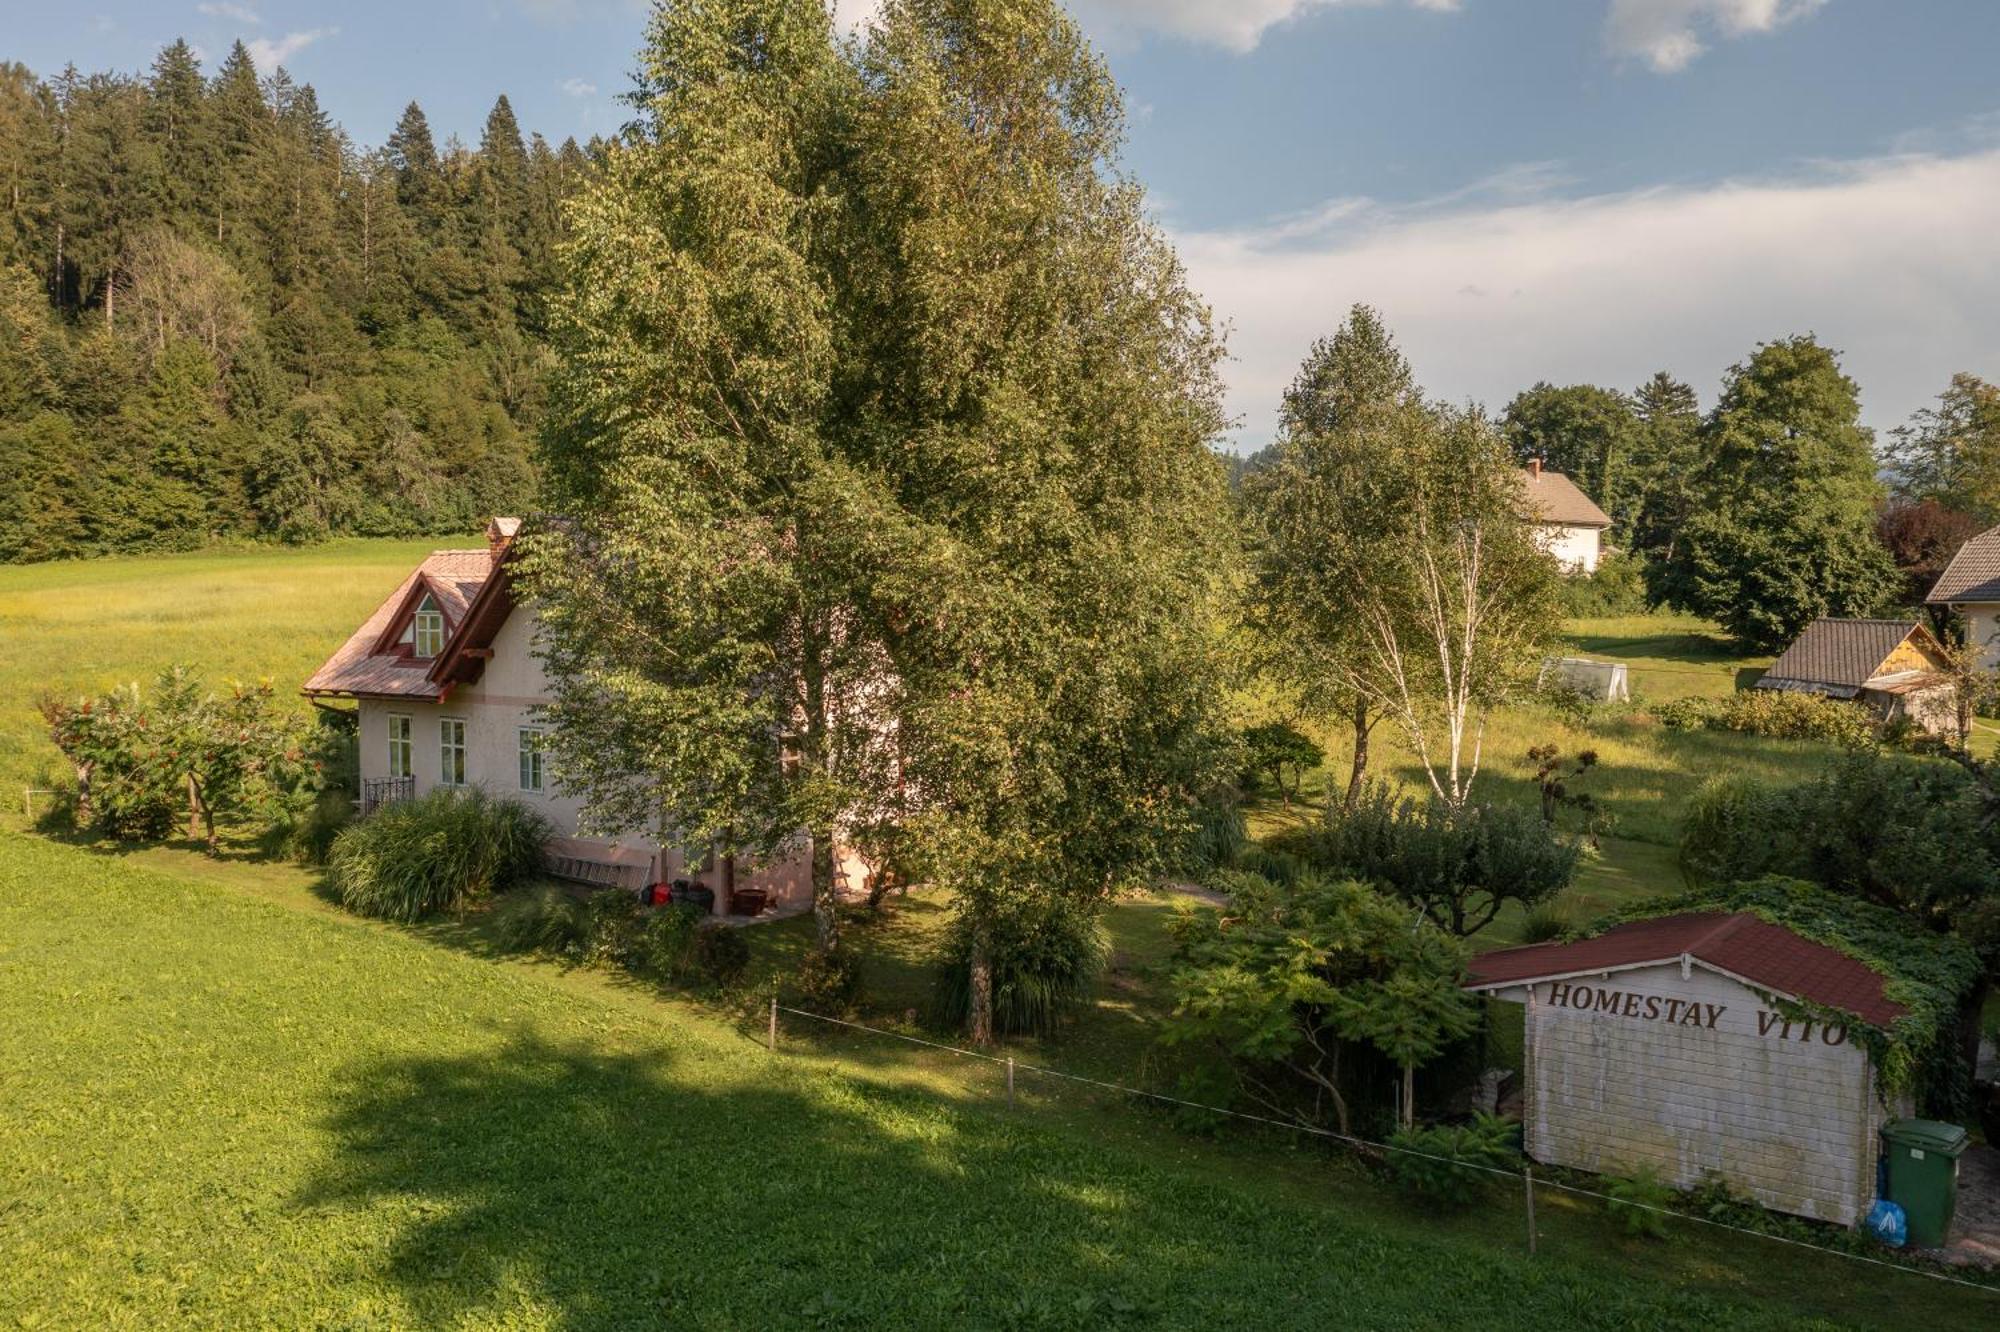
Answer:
1754, 618, 1955, 735
1927, 523, 2000, 668
304, 518, 864, 911
1518, 461, 1611, 573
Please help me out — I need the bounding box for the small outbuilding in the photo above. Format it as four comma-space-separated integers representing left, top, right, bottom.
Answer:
1754, 617, 1955, 735
1465, 900, 1965, 1228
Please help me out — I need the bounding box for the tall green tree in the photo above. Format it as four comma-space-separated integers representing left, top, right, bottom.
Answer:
1245, 305, 1418, 808
526, 0, 1234, 1046
1885, 373, 2000, 522
1501, 382, 1638, 529
1625, 370, 1704, 562
1664, 336, 1897, 650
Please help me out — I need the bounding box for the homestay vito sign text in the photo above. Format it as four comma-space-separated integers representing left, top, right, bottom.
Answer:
1544, 980, 1849, 1046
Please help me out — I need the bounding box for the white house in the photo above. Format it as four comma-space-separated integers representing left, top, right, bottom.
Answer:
305, 518, 863, 913
1466, 912, 1912, 1227
1927, 524, 2000, 668
1518, 461, 1611, 574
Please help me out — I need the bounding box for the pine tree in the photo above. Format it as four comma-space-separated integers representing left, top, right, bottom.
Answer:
1627, 371, 1703, 561
141, 40, 210, 234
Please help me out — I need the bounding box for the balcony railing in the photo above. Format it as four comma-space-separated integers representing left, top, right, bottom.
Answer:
360, 776, 416, 815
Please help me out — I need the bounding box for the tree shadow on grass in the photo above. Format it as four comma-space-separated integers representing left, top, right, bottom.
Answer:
288, 1033, 1852, 1332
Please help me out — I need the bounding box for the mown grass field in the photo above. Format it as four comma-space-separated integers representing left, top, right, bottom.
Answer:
5, 541, 1991, 1327
9, 832, 1996, 1330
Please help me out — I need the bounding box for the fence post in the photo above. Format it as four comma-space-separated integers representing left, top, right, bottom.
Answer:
1523, 1164, 1537, 1255
1006, 1056, 1015, 1106
768, 995, 778, 1053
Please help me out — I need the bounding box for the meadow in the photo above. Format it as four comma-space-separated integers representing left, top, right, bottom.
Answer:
3, 541, 1989, 1328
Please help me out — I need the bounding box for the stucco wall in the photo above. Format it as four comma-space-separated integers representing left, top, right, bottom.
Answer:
353, 605, 840, 910
1961, 605, 2000, 670
1503, 963, 1889, 1226
1535, 523, 1602, 574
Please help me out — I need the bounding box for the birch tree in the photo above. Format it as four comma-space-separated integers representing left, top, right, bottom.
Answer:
527, 0, 1234, 1001
1250, 308, 1558, 811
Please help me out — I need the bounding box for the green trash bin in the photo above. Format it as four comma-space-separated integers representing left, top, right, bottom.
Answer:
1881, 1119, 1969, 1247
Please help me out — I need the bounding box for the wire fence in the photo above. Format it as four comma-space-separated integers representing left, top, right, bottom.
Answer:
765, 999, 2000, 1299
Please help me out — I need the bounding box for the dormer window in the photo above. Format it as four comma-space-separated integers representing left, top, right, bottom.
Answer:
411, 594, 445, 659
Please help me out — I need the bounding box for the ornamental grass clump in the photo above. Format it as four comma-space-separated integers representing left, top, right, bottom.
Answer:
329, 787, 550, 922
933, 896, 1109, 1038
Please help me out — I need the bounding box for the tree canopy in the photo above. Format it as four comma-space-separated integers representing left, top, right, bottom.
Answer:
524, 0, 1236, 1041
0, 41, 592, 561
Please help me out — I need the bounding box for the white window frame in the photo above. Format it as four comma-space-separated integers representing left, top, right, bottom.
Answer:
386, 713, 413, 780
517, 726, 546, 793
412, 593, 445, 659
439, 716, 468, 788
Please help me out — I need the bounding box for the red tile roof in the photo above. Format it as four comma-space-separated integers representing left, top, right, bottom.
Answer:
1466, 912, 1904, 1027
304, 549, 499, 700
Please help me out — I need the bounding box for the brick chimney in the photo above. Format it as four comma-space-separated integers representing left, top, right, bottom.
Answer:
1528, 458, 1542, 479
487, 516, 522, 559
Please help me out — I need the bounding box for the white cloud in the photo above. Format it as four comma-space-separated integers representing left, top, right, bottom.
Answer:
1171, 147, 2000, 446
833, 1, 1456, 51
559, 77, 598, 98
245, 27, 337, 73
196, 2, 262, 23
1604, 0, 1827, 73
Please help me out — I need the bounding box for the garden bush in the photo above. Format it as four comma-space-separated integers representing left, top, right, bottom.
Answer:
1385, 1112, 1521, 1210
578, 887, 644, 964
328, 787, 550, 922
635, 903, 705, 977
693, 924, 751, 988
1649, 689, 1877, 745
789, 946, 864, 1015
1182, 791, 1248, 876
1237, 721, 1324, 803
932, 895, 1108, 1038
1559, 550, 1651, 617
493, 884, 590, 954
1320, 784, 1580, 937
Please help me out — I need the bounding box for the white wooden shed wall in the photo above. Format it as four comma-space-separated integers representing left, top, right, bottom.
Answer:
1492, 962, 1896, 1226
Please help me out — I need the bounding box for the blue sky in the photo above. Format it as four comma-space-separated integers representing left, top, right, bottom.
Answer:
13, 0, 2000, 445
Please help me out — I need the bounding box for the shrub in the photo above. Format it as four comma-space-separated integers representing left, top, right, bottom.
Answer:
1679, 773, 1791, 884
578, 887, 644, 964
1560, 551, 1651, 616
1238, 721, 1324, 803
328, 787, 551, 921
790, 946, 864, 1015
933, 896, 1108, 1038
635, 903, 705, 977
493, 884, 590, 954
1519, 901, 1571, 944
1649, 690, 1877, 745
1605, 1165, 1674, 1239
693, 924, 751, 988
1321, 784, 1580, 937
269, 787, 354, 865
1386, 1113, 1521, 1210
1183, 791, 1248, 876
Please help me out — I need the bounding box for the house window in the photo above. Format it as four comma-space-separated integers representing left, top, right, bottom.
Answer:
387, 714, 413, 779
518, 727, 546, 793
440, 717, 467, 787
412, 594, 445, 658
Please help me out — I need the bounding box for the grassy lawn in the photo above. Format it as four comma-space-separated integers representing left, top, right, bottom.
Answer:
9, 831, 1997, 1330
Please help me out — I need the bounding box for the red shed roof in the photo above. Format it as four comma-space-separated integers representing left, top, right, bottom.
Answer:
1466, 912, 1904, 1028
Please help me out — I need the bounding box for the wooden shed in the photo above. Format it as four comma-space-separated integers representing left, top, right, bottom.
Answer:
1466, 913, 1912, 1226
1754, 618, 1955, 735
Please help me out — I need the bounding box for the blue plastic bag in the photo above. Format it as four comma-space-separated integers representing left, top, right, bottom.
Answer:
1865, 1199, 1907, 1248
